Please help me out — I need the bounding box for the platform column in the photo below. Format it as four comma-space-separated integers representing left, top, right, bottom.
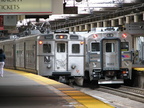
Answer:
69, 27, 72, 32
143, 12, 144, 21
134, 14, 138, 22
118, 18, 123, 25
97, 22, 100, 27
85, 24, 88, 31
73, 26, 77, 31
126, 16, 130, 24
79, 25, 82, 31
90, 23, 94, 30
103, 20, 107, 27
111, 19, 115, 27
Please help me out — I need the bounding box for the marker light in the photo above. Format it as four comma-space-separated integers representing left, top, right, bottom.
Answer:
80, 41, 84, 45
122, 33, 127, 38
93, 34, 98, 38
60, 35, 64, 39
122, 71, 127, 74
39, 41, 43, 45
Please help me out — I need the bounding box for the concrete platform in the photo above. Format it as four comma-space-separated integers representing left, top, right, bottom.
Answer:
0, 69, 115, 108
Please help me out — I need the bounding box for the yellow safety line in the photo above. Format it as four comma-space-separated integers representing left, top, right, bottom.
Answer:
133, 68, 144, 71
5, 69, 115, 108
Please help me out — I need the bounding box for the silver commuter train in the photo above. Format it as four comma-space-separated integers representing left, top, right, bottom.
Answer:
0, 27, 133, 86
84, 27, 133, 85
0, 30, 85, 85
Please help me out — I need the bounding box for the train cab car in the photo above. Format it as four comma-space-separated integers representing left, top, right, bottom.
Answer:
3, 30, 85, 85
85, 27, 133, 85
38, 31, 85, 85
0, 29, 85, 86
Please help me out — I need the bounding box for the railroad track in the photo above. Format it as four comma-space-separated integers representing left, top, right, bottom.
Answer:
97, 85, 144, 103
119, 86, 144, 95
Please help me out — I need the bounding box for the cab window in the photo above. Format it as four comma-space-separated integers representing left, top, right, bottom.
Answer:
43, 44, 51, 53
91, 42, 100, 52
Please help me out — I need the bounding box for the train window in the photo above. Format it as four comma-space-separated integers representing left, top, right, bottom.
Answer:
91, 43, 100, 52
72, 44, 80, 53
43, 44, 51, 53
57, 43, 65, 52
121, 42, 129, 51
106, 43, 115, 52
45, 34, 53, 39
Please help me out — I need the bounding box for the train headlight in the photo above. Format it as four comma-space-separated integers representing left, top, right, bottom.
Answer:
39, 41, 43, 45
71, 65, 76, 69
80, 41, 84, 45
60, 35, 64, 39
47, 63, 51, 69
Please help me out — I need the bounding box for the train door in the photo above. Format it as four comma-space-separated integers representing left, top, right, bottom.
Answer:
101, 39, 121, 70
55, 42, 67, 71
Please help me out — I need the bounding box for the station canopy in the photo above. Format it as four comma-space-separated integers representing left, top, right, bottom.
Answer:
18, 0, 143, 26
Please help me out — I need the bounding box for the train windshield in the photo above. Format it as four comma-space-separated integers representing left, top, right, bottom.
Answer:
106, 43, 115, 52
72, 44, 80, 53
43, 44, 51, 53
91, 42, 100, 52
121, 42, 129, 51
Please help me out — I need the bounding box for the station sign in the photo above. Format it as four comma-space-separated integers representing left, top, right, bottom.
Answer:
0, 0, 52, 15
125, 22, 144, 35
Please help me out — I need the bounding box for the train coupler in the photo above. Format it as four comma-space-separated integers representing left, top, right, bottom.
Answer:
92, 69, 101, 80
58, 76, 68, 83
